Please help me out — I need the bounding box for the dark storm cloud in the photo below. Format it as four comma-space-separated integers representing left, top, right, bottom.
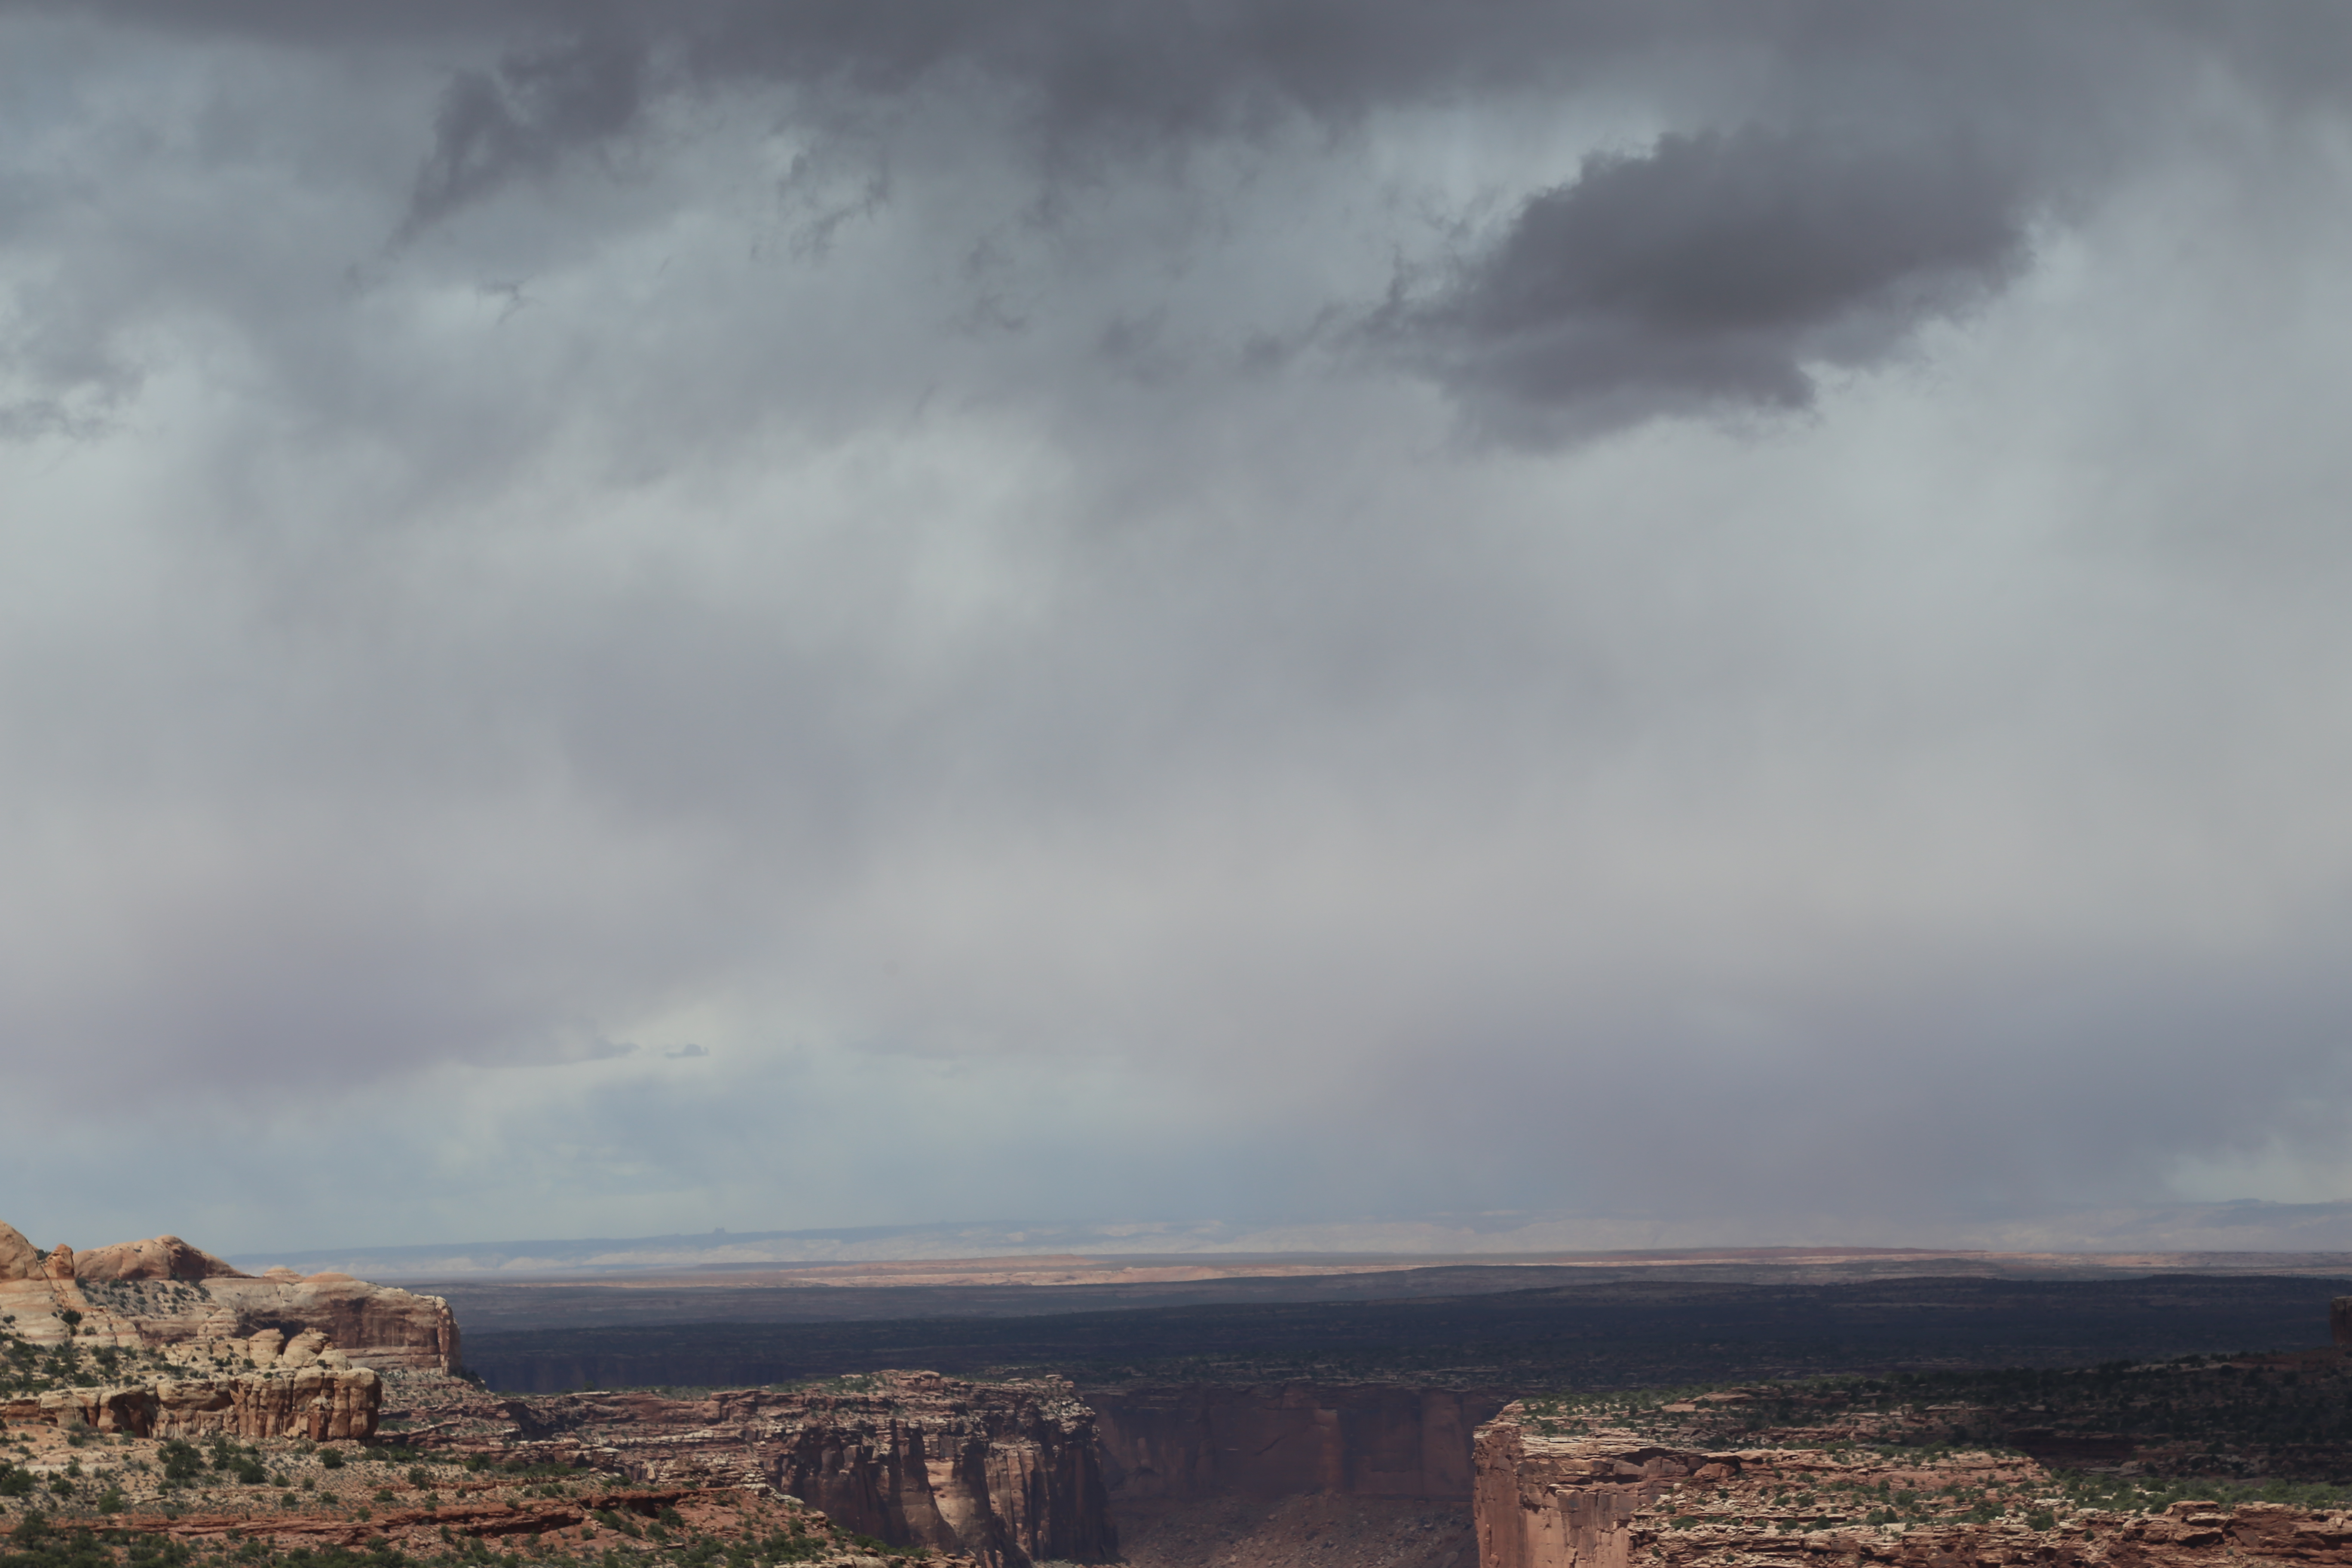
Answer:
402, 33, 645, 236
1377, 126, 2033, 438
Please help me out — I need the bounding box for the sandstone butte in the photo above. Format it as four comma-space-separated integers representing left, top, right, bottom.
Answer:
0, 1216, 458, 1442
1472, 1406, 2352, 1568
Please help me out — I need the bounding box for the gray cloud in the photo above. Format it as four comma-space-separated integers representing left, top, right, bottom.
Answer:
402, 33, 646, 236
2, 1, 2352, 1252
1375, 126, 2033, 438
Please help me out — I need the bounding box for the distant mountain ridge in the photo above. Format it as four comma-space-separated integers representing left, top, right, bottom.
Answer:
228, 1199, 2352, 1280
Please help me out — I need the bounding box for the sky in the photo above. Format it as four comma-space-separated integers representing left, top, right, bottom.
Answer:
7, 2, 2352, 1255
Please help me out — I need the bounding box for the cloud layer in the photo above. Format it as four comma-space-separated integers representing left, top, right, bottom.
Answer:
1380, 125, 2033, 437
3, 2, 2352, 1252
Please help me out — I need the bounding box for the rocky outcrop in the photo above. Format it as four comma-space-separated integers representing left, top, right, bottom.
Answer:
150, 1363, 382, 1440
74, 1234, 247, 1282
0, 1220, 458, 1372
197, 1271, 460, 1372
1470, 1407, 2352, 1568
0, 1222, 44, 1281
1087, 1383, 1508, 1502
0, 1363, 380, 1441
473, 1371, 1114, 1568
0, 1317, 381, 1439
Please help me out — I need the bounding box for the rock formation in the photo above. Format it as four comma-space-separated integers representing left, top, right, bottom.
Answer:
1, 1299, 383, 1440
0, 1224, 40, 1281
1472, 1405, 2352, 1568
0, 1218, 466, 1441
0, 1219, 458, 1372
1, 1363, 380, 1441
442, 1370, 1114, 1568
73, 1234, 245, 1282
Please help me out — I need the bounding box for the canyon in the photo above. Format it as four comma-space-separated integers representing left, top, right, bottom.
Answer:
10, 1217, 2352, 1568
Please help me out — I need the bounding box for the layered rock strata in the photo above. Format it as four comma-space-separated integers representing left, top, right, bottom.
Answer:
0, 1363, 379, 1440
0, 1219, 458, 1372
1473, 1407, 2352, 1568
425, 1370, 1114, 1568
2, 1318, 381, 1439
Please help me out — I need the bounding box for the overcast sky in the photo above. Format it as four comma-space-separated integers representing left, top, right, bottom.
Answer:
7, 1, 2352, 1255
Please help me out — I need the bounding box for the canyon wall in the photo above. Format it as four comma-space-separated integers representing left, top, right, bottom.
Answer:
1, 1364, 380, 1441
1, 1316, 382, 1441
0, 1220, 458, 1372
1087, 1383, 1508, 1502
492, 1371, 1115, 1568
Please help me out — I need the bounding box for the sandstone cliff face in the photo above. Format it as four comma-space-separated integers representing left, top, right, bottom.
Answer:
1470, 1408, 2352, 1568
0, 1313, 382, 1441
198, 1270, 461, 1373
0, 1221, 458, 1373
1088, 1383, 1507, 1502
0, 1364, 380, 1441
486, 1371, 1114, 1568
